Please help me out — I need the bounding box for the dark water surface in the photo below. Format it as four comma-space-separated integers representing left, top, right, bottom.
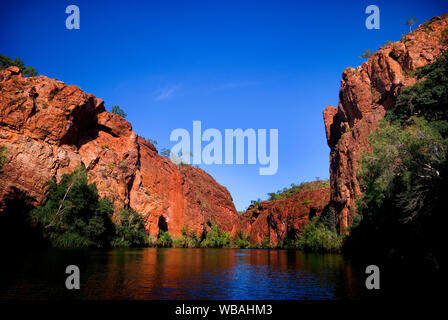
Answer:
0, 248, 370, 300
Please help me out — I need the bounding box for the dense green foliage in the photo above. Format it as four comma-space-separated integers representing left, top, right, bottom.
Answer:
111, 105, 127, 118
173, 227, 201, 248
232, 231, 250, 248
387, 51, 448, 136
200, 223, 231, 248
267, 180, 330, 201
29, 166, 149, 248
297, 217, 342, 253
24, 167, 340, 251
111, 207, 149, 247
345, 51, 448, 271
249, 198, 262, 209
0, 54, 37, 77
260, 236, 271, 249
30, 166, 116, 247
157, 230, 173, 247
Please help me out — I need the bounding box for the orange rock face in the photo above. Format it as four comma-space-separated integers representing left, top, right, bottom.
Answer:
241, 186, 330, 245
0, 66, 238, 237
323, 15, 448, 233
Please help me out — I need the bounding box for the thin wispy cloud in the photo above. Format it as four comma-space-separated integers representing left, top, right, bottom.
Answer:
154, 85, 181, 101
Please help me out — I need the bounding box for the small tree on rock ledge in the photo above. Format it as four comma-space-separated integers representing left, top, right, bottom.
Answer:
111, 105, 127, 118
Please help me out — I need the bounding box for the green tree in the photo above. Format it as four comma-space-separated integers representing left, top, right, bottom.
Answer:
30, 166, 115, 247
0, 54, 37, 77
112, 207, 148, 247
147, 138, 158, 145
405, 17, 417, 32
297, 217, 342, 253
358, 49, 375, 61
173, 226, 201, 248
345, 117, 447, 269
157, 230, 173, 247
387, 50, 448, 136
250, 198, 262, 208
232, 231, 250, 248
111, 105, 127, 118
200, 222, 231, 248
260, 236, 271, 249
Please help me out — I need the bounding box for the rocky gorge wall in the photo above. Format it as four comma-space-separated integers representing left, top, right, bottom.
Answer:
240, 183, 330, 245
3, 15, 446, 246
0, 66, 239, 238
323, 15, 448, 233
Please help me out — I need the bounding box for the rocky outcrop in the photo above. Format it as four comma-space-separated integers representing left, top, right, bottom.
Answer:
241, 183, 330, 245
0, 66, 238, 237
324, 15, 448, 233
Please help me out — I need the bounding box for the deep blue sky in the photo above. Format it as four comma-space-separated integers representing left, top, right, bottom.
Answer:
1, 0, 447, 210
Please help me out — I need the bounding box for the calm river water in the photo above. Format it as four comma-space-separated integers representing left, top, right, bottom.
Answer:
0, 248, 371, 300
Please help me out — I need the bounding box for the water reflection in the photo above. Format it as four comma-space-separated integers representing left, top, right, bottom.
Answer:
0, 248, 366, 300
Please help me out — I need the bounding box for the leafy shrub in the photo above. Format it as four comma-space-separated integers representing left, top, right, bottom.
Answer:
387, 50, 448, 136
282, 237, 300, 249
118, 160, 127, 169
147, 138, 158, 145
232, 231, 250, 248
358, 49, 375, 61
298, 217, 342, 253
250, 198, 262, 207
0, 54, 37, 76
200, 223, 231, 248
157, 230, 173, 247
160, 148, 171, 157
112, 207, 148, 247
441, 28, 448, 45
345, 117, 447, 266
260, 236, 272, 249
173, 226, 200, 248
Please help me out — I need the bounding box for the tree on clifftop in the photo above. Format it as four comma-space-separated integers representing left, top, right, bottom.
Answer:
111, 105, 127, 118
359, 49, 375, 61
0, 54, 37, 77
405, 17, 417, 32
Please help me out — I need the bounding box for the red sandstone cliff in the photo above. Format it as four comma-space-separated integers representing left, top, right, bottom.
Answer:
241, 182, 330, 245
324, 15, 448, 233
0, 66, 238, 237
